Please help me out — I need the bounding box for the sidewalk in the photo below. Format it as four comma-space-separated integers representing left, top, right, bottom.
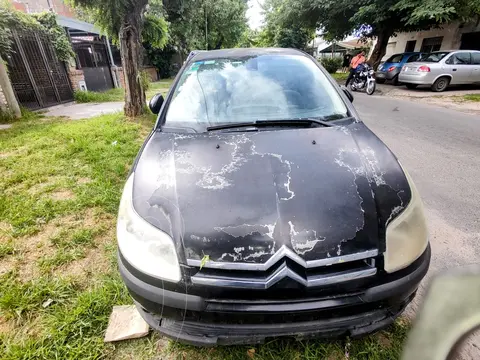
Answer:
43, 102, 124, 120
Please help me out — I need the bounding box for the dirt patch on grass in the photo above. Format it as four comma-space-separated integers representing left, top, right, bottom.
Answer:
0, 317, 15, 334
58, 225, 115, 284
26, 176, 69, 195
0, 209, 115, 282
50, 189, 75, 201
77, 177, 91, 184
376, 332, 392, 348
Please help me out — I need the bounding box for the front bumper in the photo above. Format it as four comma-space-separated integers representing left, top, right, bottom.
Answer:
119, 245, 431, 346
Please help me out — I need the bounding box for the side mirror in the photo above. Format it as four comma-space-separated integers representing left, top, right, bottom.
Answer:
148, 93, 164, 114
341, 85, 354, 103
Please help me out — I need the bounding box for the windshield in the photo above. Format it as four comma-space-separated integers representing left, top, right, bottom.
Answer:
164, 55, 348, 131
419, 52, 451, 63
386, 54, 403, 63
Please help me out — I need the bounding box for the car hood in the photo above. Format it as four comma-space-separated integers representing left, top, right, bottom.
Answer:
132, 122, 411, 265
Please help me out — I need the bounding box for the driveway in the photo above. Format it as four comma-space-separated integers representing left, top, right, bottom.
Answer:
355, 92, 480, 357
43, 102, 124, 119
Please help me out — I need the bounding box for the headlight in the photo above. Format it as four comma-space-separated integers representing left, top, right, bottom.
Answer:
117, 174, 181, 282
384, 165, 428, 273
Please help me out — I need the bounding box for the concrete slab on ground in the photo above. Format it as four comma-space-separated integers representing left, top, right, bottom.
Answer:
104, 305, 149, 342
42, 102, 124, 120
0, 124, 13, 130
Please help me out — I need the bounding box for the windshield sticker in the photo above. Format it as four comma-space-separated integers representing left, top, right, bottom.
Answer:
186, 62, 202, 73
204, 60, 216, 65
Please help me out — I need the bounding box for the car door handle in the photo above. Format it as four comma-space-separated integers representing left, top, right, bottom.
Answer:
452, 68, 457, 71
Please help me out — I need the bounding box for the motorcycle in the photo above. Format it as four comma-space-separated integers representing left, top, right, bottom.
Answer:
350, 64, 376, 95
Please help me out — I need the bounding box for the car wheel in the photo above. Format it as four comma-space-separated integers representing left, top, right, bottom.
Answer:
406, 84, 418, 90
431, 77, 450, 92
392, 75, 400, 86
376, 78, 386, 84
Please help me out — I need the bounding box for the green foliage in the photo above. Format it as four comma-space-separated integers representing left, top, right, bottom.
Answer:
0, 272, 79, 319
144, 43, 179, 78
0, 5, 73, 62
139, 70, 151, 92
0, 108, 17, 123
143, 14, 168, 49
258, 0, 314, 50
284, 0, 480, 41
0, 3, 43, 57
73, 88, 124, 103
32, 12, 75, 61
463, 94, 480, 102
237, 28, 261, 48
320, 57, 343, 73
164, 0, 248, 53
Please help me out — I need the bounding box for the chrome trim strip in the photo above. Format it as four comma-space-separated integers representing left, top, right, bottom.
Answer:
187, 245, 378, 271
191, 265, 377, 289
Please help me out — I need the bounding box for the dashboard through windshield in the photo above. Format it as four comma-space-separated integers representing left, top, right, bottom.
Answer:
164, 55, 348, 132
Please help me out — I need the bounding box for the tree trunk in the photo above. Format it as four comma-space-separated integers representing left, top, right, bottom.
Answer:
119, 0, 148, 117
0, 55, 21, 118
368, 27, 395, 70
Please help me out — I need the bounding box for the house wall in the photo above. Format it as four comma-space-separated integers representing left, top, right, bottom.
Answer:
9, 0, 75, 17
377, 22, 480, 61
143, 66, 158, 82
68, 66, 158, 92
67, 66, 85, 91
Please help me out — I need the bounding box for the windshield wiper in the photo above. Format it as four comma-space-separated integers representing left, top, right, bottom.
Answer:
206, 117, 339, 132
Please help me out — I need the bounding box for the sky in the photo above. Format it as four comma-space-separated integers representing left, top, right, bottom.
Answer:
246, 0, 265, 29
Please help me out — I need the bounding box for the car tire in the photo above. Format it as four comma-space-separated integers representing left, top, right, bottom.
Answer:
376, 78, 386, 84
431, 77, 450, 92
406, 84, 418, 90
392, 75, 400, 86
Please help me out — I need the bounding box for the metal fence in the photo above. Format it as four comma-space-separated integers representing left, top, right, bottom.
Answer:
6, 30, 73, 110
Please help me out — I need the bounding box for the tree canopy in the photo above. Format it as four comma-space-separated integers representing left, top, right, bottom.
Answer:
278, 0, 480, 67
0, 5, 74, 62
163, 0, 248, 55
257, 0, 314, 50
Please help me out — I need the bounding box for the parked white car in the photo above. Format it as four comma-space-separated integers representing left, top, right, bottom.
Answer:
399, 50, 480, 92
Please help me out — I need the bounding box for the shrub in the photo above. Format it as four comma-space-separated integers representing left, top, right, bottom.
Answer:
140, 70, 151, 92
320, 57, 343, 74
73, 88, 124, 103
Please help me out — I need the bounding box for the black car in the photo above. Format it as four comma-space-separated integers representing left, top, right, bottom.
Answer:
117, 48, 430, 346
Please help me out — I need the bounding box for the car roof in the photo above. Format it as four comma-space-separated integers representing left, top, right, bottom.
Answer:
190, 48, 308, 62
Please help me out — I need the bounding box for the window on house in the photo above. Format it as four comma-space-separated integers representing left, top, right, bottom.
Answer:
420, 37, 443, 53
405, 40, 416, 52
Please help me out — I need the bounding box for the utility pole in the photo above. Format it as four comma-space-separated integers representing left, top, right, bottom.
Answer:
205, 0, 208, 50
0, 55, 21, 118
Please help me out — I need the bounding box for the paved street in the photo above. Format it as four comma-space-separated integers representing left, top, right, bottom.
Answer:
354, 93, 480, 356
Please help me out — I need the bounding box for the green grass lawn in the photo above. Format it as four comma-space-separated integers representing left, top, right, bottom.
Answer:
74, 79, 174, 104
0, 92, 411, 359
331, 72, 349, 81
463, 94, 480, 102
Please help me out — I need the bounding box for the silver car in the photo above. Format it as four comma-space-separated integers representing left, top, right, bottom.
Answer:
399, 50, 480, 92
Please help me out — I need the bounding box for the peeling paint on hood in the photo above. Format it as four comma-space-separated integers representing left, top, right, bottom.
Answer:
132, 122, 411, 265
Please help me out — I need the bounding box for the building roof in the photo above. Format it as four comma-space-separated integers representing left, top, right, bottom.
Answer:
317, 39, 365, 53
57, 15, 101, 36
